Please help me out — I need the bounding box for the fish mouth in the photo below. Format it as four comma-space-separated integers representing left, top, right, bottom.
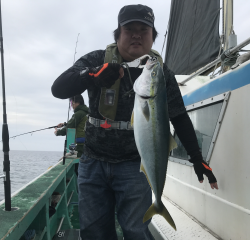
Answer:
138, 95, 156, 99
140, 95, 150, 99
146, 57, 158, 70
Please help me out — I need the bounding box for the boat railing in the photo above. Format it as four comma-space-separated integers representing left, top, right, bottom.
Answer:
180, 36, 250, 85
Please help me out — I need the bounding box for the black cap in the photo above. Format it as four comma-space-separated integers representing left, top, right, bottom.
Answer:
118, 5, 155, 27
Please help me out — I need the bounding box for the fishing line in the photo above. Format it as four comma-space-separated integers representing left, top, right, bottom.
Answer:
73, 33, 80, 65
62, 33, 81, 165
14, 97, 17, 137
121, 62, 135, 98
161, 29, 168, 57
17, 138, 28, 151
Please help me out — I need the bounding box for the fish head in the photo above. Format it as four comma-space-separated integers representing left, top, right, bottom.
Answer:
134, 56, 165, 98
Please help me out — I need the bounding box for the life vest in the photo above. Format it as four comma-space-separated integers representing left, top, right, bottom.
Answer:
98, 43, 163, 121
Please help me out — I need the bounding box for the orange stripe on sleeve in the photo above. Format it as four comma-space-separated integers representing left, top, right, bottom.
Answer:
89, 63, 109, 77
202, 163, 212, 171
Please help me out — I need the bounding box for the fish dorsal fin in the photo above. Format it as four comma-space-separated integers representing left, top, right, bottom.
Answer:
140, 162, 154, 192
169, 133, 177, 152
131, 109, 134, 126
140, 100, 150, 121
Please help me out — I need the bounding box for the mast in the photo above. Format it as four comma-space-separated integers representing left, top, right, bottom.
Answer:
223, 0, 234, 51
222, 0, 237, 72
0, 0, 11, 211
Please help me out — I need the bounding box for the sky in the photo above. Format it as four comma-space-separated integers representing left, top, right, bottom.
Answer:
0, 0, 249, 152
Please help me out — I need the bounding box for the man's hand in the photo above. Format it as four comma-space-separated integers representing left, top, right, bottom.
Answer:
57, 123, 64, 128
54, 127, 58, 136
189, 153, 218, 190
89, 63, 124, 88
192, 160, 218, 189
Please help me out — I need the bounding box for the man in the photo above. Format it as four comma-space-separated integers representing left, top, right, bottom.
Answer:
54, 94, 89, 158
52, 5, 218, 240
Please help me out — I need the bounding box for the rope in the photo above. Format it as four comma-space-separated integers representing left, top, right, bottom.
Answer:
221, 49, 239, 68
210, 36, 223, 78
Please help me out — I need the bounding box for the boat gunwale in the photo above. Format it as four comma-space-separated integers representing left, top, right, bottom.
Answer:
0, 158, 77, 240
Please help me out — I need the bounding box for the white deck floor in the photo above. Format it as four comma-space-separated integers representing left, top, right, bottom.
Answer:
149, 196, 222, 240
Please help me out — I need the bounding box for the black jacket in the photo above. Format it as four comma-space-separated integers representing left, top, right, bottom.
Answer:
52, 50, 200, 162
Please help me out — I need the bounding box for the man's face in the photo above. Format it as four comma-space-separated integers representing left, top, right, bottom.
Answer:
117, 21, 154, 61
71, 101, 79, 110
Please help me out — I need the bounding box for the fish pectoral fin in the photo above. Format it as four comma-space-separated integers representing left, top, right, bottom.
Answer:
131, 109, 134, 126
169, 133, 177, 152
140, 163, 154, 192
140, 100, 150, 121
143, 201, 177, 231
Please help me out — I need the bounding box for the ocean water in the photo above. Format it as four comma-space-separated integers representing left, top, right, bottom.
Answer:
0, 150, 63, 202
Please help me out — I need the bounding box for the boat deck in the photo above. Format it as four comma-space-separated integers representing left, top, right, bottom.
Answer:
149, 196, 222, 240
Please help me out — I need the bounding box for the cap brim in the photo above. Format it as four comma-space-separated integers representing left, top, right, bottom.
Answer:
120, 19, 153, 27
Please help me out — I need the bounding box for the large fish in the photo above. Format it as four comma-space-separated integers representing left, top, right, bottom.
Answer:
131, 56, 177, 230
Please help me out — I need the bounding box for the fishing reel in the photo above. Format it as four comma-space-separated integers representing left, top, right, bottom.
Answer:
69, 143, 77, 155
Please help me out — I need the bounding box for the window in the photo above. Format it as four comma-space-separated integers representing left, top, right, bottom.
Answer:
171, 92, 230, 164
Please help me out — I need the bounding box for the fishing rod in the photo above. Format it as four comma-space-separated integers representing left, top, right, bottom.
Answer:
0, 123, 67, 142
62, 33, 80, 165
0, 0, 11, 211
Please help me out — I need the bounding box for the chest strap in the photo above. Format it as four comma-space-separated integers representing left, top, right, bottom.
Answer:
88, 116, 133, 130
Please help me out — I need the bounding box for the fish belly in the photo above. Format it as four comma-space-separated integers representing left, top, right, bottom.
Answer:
134, 90, 170, 200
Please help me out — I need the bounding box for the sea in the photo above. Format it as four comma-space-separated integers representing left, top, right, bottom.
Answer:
0, 150, 63, 202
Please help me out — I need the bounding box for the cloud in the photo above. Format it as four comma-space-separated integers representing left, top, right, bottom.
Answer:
0, 0, 249, 151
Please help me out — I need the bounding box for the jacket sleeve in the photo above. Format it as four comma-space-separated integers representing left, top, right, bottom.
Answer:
56, 112, 83, 136
163, 63, 202, 160
51, 50, 105, 99
163, 64, 186, 119
56, 127, 66, 136
170, 112, 201, 160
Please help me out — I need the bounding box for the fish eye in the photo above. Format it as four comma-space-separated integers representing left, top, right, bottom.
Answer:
152, 72, 156, 76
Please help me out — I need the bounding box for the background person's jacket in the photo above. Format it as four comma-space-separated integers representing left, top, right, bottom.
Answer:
56, 104, 89, 144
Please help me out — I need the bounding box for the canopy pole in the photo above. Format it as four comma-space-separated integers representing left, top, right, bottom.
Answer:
0, 0, 11, 211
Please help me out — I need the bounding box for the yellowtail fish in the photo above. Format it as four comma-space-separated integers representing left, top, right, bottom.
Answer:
131, 56, 177, 230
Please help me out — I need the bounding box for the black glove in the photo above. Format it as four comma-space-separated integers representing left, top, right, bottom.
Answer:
189, 153, 217, 184
88, 63, 121, 88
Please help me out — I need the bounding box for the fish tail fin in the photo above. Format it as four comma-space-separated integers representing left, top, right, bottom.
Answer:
143, 201, 176, 231
160, 203, 176, 230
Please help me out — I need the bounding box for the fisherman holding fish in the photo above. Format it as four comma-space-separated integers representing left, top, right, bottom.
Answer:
52, 4, 218, 240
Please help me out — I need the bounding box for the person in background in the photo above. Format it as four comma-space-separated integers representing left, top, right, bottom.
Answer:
54, 94, 89, 157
